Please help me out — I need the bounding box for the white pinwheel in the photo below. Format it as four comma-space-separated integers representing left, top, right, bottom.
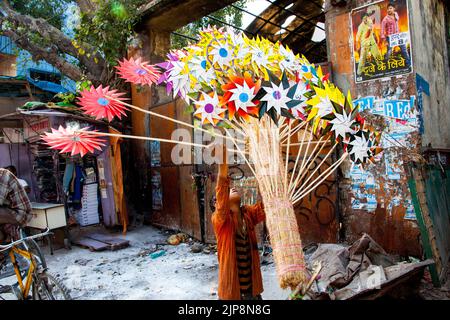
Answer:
189, 54, 216, 84
260, 82, 291, 114
210, 41, 233, 68
348, 133, 372, 163
228, 80, 257, 113
279, 45, 298, 74
329, 109, 356, 139
193, 92, 226, 125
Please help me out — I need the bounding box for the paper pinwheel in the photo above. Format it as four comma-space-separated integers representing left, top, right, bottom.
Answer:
193, 92, 226, 125
346, 130, 379, 164
41, 125, 105, 157
77, 85, 128, 122
157, 50, 190, 101
116, 57, 160, 86
210, 40, 234, 69
221, 75, 261, 121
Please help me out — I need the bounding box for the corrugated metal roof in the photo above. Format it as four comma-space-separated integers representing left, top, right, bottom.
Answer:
0, 36, 16, 55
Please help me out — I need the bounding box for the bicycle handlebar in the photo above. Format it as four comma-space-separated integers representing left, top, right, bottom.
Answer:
0, 228, 51, 252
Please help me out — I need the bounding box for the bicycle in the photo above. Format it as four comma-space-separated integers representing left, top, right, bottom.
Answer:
0, 228, 71, 300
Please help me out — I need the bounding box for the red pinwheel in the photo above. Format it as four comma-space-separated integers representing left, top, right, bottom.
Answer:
220, 75, 261, 121
116, 57, 161, 86
41, 126, 106, 157
77, 85, 128, 122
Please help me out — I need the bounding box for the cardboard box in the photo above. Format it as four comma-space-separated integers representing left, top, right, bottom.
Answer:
27, 203, 67, 230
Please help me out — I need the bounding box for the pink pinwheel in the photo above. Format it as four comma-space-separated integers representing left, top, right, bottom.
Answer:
77, 85, 128, 122
41, 126, 106, 157
116, 57, 161, 86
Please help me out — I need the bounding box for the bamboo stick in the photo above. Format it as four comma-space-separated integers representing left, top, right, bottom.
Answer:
282, 141, 331, 147
292, 152, 348, 204
293, 142, 337, 195
79, 130, 242, 154
106, 96, 246, 145
289, 127, 314, 196
284, 121, 292, 198
288, 136, 329, 197
288, 122, 309, 196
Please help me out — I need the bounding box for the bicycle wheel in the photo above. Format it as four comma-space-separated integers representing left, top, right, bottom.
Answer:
22, 238, 47, 270
32, 271, 71, 300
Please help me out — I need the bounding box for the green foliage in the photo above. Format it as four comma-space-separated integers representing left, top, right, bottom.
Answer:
55, 78, 92, 104
75, 0, 147, 66
171, 0, 249, 49
55, 91, 76, 104
9, 0, 70, 30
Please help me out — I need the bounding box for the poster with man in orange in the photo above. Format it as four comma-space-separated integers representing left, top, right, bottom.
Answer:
351, 0, 413, 83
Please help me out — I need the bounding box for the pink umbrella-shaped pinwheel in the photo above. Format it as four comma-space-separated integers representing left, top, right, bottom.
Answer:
41, 126, 106, 157
116, 57, 161, 86
77, 85, 128, 122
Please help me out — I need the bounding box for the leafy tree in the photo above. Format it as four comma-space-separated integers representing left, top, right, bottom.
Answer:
0, 0, 250, 87
0, 0, 147, 85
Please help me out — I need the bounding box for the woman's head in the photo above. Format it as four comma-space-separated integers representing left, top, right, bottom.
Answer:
229, 186, 241, 205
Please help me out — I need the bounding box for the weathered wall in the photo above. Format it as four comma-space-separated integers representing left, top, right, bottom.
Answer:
409, 0, 450, 149
130, 22, 201, 238
325, 0, 424, 256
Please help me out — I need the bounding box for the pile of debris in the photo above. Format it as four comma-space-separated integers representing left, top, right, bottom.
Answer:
303, 234, 433, 300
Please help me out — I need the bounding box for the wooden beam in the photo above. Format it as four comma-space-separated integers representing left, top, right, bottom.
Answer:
0, 119, 23, 128
138, 0, 239, 32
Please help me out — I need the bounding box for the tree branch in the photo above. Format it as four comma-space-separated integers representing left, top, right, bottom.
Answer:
0, 1, 106, 82
3, 28, 85, 82
75, 0, 98, 15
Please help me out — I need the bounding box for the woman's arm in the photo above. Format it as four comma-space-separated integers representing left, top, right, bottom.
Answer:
212, 143, 231, 227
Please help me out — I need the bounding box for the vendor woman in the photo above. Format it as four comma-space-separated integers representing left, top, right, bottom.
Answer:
211, 143, 266, 300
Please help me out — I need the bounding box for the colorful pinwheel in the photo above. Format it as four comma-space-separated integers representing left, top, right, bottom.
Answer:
346, 130, 380, 164
193, 92, 226, 125
41, 125, 105, 157
221, 75, 261, 121
116, 57, 160, 86
77, 85, 128, 122
157, 50, 191, 101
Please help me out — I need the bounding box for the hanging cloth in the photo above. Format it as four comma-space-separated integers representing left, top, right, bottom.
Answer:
63, 161, 74, 194
109, 127, 128, 234
72, 165, 84, 209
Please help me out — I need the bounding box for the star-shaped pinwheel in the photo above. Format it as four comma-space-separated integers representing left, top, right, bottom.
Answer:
260, 82, 291, 115
210, 41, 233, 68
41, 125, 106, 157
77, 85, 128, 122
228, 79, 258, 113
329, 109, 356, 139
221, 75, 261, 121
115, 57, 160, 87
168, 59, 190, 100
188, 54, 216, 84
193, 92, 226, 125
278, 44, 299, 74
347, 130, 373, 164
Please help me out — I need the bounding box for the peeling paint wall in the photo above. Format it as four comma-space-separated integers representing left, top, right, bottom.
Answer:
409, 0, 450, 149
324, 0, 432, 256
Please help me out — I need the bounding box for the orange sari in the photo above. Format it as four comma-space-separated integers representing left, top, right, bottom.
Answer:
212, 176, 265, 300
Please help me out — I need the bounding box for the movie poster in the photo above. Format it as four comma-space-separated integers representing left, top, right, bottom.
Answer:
350, 0, 413, 83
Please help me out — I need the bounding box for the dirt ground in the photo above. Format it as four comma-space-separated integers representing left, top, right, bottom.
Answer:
1, 225, 289, 300
2, 224, 449, 300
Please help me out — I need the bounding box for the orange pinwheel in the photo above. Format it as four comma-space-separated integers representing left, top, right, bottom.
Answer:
221, 75, 261, 121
